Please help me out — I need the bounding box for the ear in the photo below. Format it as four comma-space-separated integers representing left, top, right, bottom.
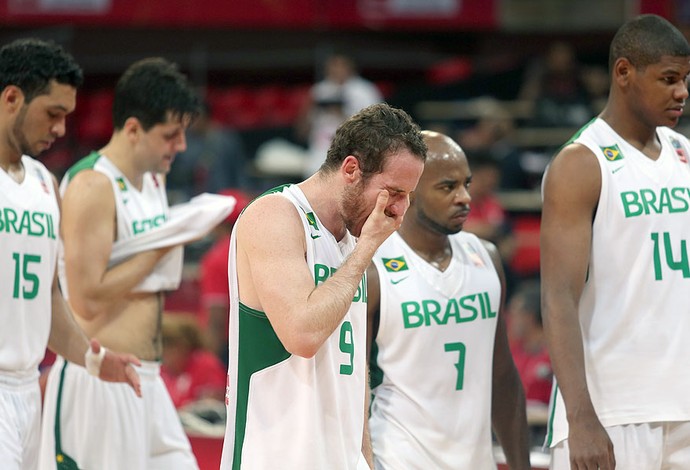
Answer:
613, 57, 634, 87
122, 116, 142, 141
0, 85, 25, 113
341, 155, 361, 183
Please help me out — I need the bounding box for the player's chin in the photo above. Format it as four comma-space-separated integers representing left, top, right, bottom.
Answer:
664, 111, 683, 127
158, 161, 173, 174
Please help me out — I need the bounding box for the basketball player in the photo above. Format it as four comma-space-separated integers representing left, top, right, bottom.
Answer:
541, 14, 690, 469
221, 103, 426, 470
367, 130, 530, 469
0, 38, 141, 470
39, 58, 201, 469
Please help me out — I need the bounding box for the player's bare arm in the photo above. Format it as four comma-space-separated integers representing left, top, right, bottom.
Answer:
541, 143, 615, 470
61, 170, 173, 320
483, 240, 531, 470
48, 269, 142, 396
238, 190, 397, 358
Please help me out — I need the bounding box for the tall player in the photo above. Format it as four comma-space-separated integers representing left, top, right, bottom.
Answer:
542, 14, 690, 469
367, 130, 530, 469
0, 38, 141, 470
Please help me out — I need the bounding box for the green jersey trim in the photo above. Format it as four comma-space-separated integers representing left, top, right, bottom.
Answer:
544, 383, 560, 447
369, 340, 384, 390
65, 151, 100, 183
54, 362, 80, 469
232, 302, 291, 469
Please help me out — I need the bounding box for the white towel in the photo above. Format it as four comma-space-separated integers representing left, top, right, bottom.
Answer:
110, 193, 236, 292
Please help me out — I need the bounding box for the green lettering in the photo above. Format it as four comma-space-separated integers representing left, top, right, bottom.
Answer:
458, 294, 478, 323
4, 208, 18, 233
314, 263, 330, 286
621, 191, 643, 217
657, 188, 673, 215
670, 187, 690, 213
640, 189, 657, 215
153, 214, 166, 227
48, 213, 56, 239
443, 298, 461, 324
353, 274, 367, 303
29, 212, 45, 237
483, 292, 497, 318
402, 302, 424, 328
422, 299, 443, 326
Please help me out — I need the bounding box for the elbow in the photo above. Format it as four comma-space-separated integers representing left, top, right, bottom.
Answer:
281, 333, 324, 359
70, 295, 106, 321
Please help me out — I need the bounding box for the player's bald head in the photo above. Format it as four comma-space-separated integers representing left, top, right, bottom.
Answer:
421, 130, 467, 164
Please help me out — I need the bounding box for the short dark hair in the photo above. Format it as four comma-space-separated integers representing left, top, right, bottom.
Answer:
609, 14, 690, 72
112, 57, 200, 130
321, 103, 427, 177
0, 38, 83, 102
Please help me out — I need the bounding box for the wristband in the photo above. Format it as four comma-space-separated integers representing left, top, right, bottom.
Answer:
85, 345, 107, 376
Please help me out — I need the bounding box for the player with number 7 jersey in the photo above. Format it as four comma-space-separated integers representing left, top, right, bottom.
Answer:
366, 131, 530, 470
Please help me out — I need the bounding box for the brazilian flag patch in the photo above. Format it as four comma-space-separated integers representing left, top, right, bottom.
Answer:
382, 256, 408, 272
116, 177, 128, 191
305, 211, 319, 231
601, 144, 624, 161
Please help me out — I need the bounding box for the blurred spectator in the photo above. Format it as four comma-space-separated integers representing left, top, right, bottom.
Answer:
199, 188, 252, 365
508, 280, 552, 407
296, 53, 383, 177
463, 152, 515, 247
518, 41, 594, 128
161, 313, 226, 409
463, 151, 518, 297
167, 102, 249, 204
457, 96, 546, 191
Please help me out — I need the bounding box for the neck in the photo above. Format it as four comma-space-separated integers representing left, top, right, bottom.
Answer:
297, 172, 347, 240
99, 137, 146, 190
599, 107, 660, 157
398, 222, 453, 271
0, 131, 24, 172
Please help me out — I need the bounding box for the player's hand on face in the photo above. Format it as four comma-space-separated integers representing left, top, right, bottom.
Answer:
92, 339, 143, 397
359, 190, 407, 246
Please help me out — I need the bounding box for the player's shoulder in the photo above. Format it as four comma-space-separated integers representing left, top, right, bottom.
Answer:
64, 166, 111, 193
235, 186, 302, 239
240, 186, 295, 219
544, 140, 600, 191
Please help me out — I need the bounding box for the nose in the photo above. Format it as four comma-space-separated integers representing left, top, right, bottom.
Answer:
52, 117, 66, 138
676, 80, 689, 101
175, 132, 187, 153
387, 194, 410, 217
455, 186, 471, 205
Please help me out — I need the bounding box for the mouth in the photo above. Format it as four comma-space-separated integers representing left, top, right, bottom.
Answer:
669, 106, 685, 118
450, 210, 470, 222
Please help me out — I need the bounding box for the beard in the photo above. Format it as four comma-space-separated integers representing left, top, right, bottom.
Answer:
341, 180, 367, 237
415, 204, 463, 236
12, 105, 36, 157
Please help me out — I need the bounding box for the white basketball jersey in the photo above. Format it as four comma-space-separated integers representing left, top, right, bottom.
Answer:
370, 231, 500, 469
59, 152, 170, 294
221, 184, 367, 470
0, 156, 59, 375
547, 118, 690, 447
